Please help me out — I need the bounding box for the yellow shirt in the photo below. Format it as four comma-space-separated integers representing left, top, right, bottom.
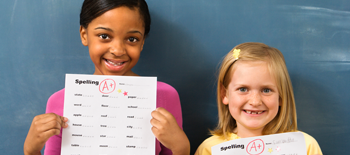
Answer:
195, 132, 322, 155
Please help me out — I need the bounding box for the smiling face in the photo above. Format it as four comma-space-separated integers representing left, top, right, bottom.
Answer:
222, 60, 280, 138
80, 6, 145, 76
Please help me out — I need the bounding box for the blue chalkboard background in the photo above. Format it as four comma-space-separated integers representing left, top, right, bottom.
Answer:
1, 0, 349, 154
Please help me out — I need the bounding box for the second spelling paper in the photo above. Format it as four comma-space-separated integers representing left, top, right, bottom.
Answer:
61, 74, 157, 155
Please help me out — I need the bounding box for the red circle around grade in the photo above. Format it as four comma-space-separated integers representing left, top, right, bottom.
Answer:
99, 79, 116, 94
246, 139, 265, 155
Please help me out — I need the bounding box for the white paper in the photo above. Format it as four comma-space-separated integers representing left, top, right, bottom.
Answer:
212, 132, 306, 155
61, 74, 157, 155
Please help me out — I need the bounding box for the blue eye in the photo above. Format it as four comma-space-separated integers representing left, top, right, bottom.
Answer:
99, 34, 109, 39
128, 37, 138, 42
262, 88, 271, 93
239, 88, 247, 92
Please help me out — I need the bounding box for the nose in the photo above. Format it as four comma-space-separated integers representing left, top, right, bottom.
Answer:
109, 40, 126, 56
248, 91, 262, 106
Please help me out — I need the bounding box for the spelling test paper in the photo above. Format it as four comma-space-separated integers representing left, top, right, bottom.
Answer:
212, 132, 306, 155
61, 74, 157, 155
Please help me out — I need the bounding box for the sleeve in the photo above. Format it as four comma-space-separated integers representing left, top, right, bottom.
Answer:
302, 132, 323, 155
156, 82, 183, 155
195, 143, 212, 155
43, 89, 65, 155
194, 136, 219, 155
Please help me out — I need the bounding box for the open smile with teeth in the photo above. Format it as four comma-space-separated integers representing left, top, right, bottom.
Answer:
105, 59, 125, 66
244, 110, 265, 114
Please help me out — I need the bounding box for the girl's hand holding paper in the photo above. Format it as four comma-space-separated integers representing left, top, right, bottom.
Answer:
151, 107, 190, 155
24, 113, 68, 155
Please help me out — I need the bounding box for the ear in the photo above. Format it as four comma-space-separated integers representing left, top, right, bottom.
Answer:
140, 39, 145, 51
80, 26, 88, 46
279, 97, 282, 106
221, 85, 229, 105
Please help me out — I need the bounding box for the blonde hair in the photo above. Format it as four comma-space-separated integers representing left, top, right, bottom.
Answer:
211, 42, 297, 138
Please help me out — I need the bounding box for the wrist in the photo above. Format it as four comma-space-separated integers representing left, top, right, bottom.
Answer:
23, 146, 41, 155
24, 150, 41, 155
171, 139, 190, 155
172, 148, 190, 155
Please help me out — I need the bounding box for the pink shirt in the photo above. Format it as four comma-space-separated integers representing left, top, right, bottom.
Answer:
44, 81, 182, 155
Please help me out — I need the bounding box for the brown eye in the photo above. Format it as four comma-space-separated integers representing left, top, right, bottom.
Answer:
99, 34, 109, 39
128, 37, 138, 42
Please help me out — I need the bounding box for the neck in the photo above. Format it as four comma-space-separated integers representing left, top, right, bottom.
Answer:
124, 71, 139, 76
93, 68, 139, 76
235, 127, 264, 138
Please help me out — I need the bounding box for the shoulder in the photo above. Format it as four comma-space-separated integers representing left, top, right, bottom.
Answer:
48, 88, 65, 101
300, 131, 323, 154
156, 81, 183, 125
46, 88, 65, 116
300, 131, 319, 146
157, 81, 178, 95
195, 135, 227, 155
200, 135, 227, 148
156, 81, 180, 106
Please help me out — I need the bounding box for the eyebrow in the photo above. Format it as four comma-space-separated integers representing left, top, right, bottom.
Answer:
94, 27, 113, 32
233, 84, 277, 88
94, 27, 143, 36
128, 30, 143, 36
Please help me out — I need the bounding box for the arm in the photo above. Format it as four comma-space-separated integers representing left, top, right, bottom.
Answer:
43, 89, 66, 155
302, 132, 323, 155
152, 82, 190, 155
24, 89, 66, 155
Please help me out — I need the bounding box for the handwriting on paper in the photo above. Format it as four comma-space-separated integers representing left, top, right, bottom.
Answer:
212, 132, 306, 155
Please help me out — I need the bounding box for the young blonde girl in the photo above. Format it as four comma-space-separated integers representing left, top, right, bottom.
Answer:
195, 42, 322, 155
23, 0, 190, 155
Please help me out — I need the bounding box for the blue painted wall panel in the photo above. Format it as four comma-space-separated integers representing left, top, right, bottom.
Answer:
0, 0, 348, 154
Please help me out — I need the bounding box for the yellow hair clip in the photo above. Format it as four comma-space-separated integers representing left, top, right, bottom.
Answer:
232, 49, 240, 60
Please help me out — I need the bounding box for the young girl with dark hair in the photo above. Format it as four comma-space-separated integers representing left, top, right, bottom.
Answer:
23, 0, 190, 155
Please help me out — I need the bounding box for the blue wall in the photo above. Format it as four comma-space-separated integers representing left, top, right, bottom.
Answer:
1, 0, 349, 154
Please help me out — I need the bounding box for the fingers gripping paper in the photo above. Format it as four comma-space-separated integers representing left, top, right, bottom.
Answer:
62, 74, 156, 155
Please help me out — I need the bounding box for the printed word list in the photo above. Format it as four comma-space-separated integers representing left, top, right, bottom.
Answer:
61, 74, 157, 155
